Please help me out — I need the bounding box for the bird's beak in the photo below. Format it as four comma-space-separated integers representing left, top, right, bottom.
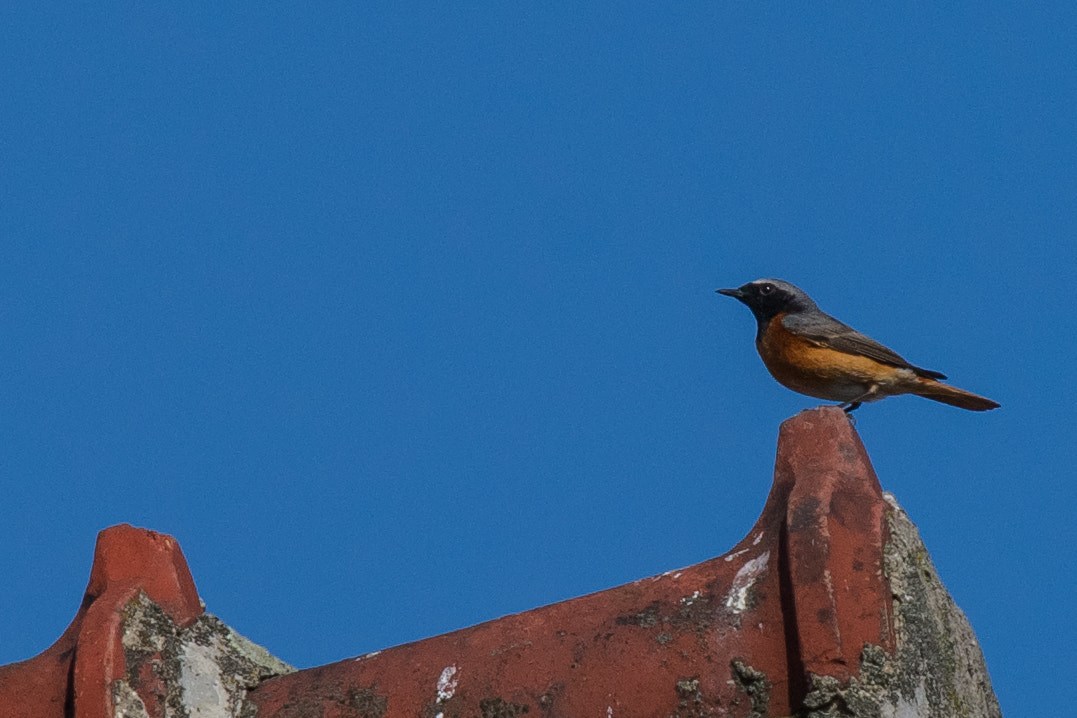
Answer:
716, 288, 742, 298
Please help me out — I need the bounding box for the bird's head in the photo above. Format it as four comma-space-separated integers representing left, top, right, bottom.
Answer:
716, 278, 817, 324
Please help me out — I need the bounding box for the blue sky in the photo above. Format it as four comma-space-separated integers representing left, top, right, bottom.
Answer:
2, 5, 1073, 715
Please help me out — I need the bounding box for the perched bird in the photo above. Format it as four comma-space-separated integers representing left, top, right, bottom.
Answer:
716, 279, 999, 412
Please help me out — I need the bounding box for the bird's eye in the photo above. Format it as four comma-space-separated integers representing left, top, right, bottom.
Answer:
759, 284, 775, 296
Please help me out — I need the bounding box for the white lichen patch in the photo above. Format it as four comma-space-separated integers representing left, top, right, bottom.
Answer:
655, 567, 687, 581
680, 590, 703, 605
724, 551, 770, 613
179, 640, 231, 717
436, 664, 458, 702
724, 548, 749, 562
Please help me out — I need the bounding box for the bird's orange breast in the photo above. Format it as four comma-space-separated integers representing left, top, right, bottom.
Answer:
755, 314, 911, 402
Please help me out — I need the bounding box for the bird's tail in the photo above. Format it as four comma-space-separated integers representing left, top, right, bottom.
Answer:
912, 377, 1000, 411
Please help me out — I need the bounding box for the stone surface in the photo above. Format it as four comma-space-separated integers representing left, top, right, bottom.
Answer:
791, 495, 1002, 717
818, 495, 1000, 718
113, 592, 293, 718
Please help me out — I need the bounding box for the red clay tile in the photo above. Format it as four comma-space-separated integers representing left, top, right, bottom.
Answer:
248, 407, 892, 717
0, 407, 902, 717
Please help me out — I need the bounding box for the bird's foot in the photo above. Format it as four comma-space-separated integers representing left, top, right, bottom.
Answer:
837, 401, 860, 426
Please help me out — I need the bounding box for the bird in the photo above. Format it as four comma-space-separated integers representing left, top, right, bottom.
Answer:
716, 279, 999, 412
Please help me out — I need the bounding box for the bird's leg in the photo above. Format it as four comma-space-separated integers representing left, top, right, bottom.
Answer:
840, 385, 879, 413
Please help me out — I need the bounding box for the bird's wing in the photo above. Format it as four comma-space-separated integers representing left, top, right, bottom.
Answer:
781, 312, 947, 380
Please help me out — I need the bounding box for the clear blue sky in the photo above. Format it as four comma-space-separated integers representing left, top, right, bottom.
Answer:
2, 5, 1072, 715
